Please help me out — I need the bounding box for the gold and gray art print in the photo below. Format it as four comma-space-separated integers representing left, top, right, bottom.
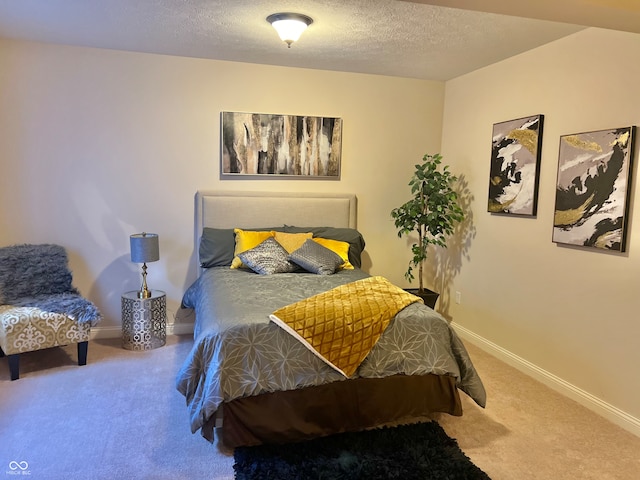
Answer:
553, 126, 635, 251
488, 114, 544, 216
221, 111, 342, 180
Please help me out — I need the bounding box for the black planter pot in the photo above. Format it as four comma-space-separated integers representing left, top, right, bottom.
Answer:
405, 288, 439, 309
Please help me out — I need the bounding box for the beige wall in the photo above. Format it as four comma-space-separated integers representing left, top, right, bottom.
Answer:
0, 39, 444, 331
441, 28, 640, 428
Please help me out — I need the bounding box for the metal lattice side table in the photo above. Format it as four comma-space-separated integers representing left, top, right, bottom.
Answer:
121, 290, 166, 350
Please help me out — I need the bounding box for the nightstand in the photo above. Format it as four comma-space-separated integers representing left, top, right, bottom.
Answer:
121, 290, 166, 350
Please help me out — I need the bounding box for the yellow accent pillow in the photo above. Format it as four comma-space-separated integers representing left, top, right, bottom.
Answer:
274, 231, 313, 253
231, 229, 276, 269
312, 237, 354, 269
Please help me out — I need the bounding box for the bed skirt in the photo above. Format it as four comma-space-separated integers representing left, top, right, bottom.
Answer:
213, 373, 462, 448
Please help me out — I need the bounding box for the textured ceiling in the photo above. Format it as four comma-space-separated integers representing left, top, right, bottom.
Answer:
0, 0, 614, 81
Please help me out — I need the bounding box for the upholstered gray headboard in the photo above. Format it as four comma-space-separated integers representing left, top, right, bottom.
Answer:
194, 191, 357, 262
195, 190, 357, 232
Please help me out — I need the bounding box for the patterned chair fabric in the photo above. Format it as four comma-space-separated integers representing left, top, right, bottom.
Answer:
0, 244, 101, 380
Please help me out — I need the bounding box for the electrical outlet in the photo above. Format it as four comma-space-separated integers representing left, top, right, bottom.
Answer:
455, 291, 462, 304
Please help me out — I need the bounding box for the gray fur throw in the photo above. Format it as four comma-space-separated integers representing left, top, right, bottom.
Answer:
11, 292, 101, 326
0, 244, 101, 325
0, 244, 74, 303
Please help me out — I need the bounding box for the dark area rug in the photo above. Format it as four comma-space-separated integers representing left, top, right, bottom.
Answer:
233, 420, 491, 479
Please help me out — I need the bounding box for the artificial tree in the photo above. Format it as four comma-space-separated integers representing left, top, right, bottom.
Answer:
390, 153, 464, 297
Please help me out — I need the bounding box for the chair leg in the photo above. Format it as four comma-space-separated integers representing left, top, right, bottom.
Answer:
8, 353, 19, 380
77, 341, 88, 366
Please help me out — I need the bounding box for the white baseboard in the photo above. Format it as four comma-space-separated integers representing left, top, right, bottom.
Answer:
451, 322, 640, 439
90, 322, 194, 340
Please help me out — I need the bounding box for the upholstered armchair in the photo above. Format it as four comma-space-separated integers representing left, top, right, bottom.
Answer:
0, 244, 101, 380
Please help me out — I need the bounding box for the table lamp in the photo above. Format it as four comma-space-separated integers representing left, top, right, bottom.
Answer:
130, 232, 159, 299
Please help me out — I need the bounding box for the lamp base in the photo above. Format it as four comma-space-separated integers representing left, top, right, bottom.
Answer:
137, 288, 152, 299
138, 262, 151, 299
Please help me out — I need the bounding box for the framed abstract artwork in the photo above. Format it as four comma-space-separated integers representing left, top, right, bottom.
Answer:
488, 114, 544, 216
552, 126, 635, 251
221, 111, 342, 179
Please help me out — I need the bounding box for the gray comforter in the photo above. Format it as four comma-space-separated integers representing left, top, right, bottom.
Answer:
176, 267, 486, 437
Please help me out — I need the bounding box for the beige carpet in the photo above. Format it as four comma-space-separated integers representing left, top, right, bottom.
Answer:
434, 345, 640, 479
1, 334, 639, 479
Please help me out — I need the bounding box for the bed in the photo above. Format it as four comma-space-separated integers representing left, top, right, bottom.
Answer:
176, 191, 486, 448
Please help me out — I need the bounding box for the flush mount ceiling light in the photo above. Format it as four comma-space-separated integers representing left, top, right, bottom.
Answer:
266, 12, 313, 48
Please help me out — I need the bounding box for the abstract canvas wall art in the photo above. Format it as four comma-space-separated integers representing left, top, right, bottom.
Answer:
488, 114, 544, 216
221, 111, 342, 179
553, 126, 635, 251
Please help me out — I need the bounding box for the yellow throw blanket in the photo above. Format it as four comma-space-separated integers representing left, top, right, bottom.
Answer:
269, 276, 422, 377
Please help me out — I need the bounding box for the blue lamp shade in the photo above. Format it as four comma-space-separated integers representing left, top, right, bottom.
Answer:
130, 233, 159, 264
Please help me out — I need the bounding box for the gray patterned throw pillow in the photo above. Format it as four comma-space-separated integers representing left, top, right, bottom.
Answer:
289, 239, 343, 275
237, 237, 297, 275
